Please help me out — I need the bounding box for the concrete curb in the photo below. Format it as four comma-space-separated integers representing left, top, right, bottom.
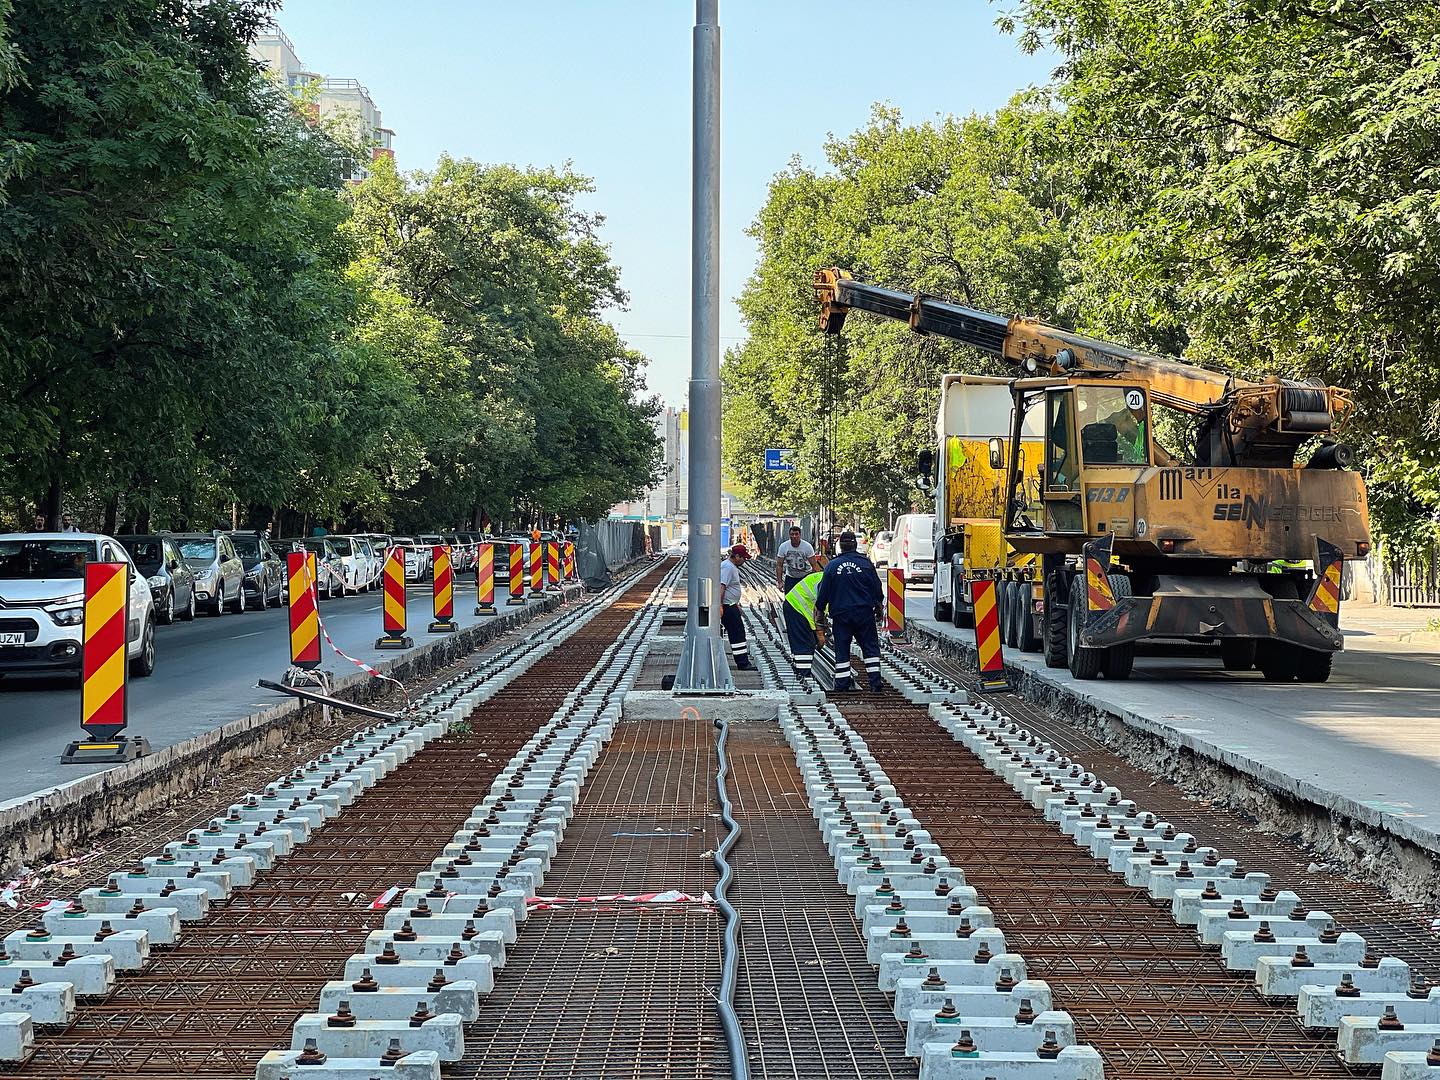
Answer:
908, 622, 1440, 871
0, 585, 589, 875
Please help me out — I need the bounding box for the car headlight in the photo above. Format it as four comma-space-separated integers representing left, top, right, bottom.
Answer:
147, 575, 166, 589
49, 604, 85, 626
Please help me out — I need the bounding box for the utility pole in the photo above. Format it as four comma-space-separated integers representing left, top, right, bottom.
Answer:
674, 0, 733, 692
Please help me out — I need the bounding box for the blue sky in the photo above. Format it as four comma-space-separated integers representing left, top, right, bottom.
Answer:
273, 1, 1056, 406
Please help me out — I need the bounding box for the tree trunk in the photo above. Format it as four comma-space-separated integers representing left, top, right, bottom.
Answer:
103, 494, 118, 535
43, 477, 61, 530
137, 505, 151, 533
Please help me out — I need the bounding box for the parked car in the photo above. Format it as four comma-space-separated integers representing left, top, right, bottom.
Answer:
391, 535, 429, 582
173, 533, 246, 615
226, 532, 285, 609
871, 530, 894, 567
892, 514, 937, 584
442, 533, 472, 572
118, 533, 196, 624
0, 532, 157, 678
299, 538, 347, 599
359, 534, 393, 579
325, 535, 368, 595
347, 535, 380, 590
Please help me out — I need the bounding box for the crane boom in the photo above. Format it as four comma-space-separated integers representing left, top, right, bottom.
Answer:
813, 268, 1353, 467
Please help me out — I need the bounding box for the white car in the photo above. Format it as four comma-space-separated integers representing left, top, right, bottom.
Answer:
0, 533, 157, 680
391, 536, 429, 582
326, 536, 369, 595
871, 530, 894, 567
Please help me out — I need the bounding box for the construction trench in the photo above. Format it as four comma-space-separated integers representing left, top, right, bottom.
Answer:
0, 556, 1436, 1078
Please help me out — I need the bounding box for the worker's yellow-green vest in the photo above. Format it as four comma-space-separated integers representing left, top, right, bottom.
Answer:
785, 571, 824, 628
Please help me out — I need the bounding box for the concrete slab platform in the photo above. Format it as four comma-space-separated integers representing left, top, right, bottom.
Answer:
255, 1048, 440, 1080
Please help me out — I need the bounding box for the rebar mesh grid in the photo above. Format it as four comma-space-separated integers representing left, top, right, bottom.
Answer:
839, 697, 1364, 1078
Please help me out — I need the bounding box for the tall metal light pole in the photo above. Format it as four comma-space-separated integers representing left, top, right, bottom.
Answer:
674, 0, 733, 692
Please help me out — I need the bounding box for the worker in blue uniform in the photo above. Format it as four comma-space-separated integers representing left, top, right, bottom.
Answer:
815, 530, 884, 692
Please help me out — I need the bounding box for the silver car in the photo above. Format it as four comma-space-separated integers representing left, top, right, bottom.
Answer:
173, 533, 246, 616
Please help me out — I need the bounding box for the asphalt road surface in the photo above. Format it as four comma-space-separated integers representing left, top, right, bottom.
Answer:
904, 583, 1440, 849
0, 580, 549, 805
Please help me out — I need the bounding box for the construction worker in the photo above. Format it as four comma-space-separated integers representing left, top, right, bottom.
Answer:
719, 544, 752, 670
816, 530, 884, 692
783, 567, 826, 681
775, 525, 821, 595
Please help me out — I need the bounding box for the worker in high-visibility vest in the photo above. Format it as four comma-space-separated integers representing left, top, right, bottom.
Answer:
783, 569, 826, 680
816, 530, 885, 692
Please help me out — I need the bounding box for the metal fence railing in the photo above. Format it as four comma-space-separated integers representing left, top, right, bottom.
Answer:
1388, 547, 1440, 607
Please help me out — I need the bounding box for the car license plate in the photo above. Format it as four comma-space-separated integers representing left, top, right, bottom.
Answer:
0, 632, 24, 646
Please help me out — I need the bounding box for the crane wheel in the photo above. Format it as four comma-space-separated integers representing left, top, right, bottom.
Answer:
1220, 639, 1257, 672
1101, 574, 1134, 680
1066, 576, 1105, 680
1043, 567, 1068, 668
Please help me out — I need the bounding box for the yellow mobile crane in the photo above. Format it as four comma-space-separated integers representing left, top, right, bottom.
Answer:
814, 269, 1371, 682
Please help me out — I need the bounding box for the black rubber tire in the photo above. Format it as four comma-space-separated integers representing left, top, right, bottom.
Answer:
956, 607, 974, 629
995, 581, 1011, 646
210, 586, 225, 617
1293, 648, 1334, 683
1006, 581, 1024, 650
232, 583, 246, 614
1043, 567, 1068, 668
254, 582, 268, 611
1256, 640, 1295, 682
130, 617, 156, 677
1016, 580, 1041, 653
1220, 639, 1257, 672
182, 589, 197, 622
933, 573, 953, 622
950, 592, 964, 628
1102, 574, 1135, 680
1066, 576, 1105, 680
159, 589, 175, 625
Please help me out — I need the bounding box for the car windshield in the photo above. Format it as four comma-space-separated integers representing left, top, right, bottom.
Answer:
178, 539, 217, 562
123, 539, 163, 569
229, 536, 261, 557
330, 538, 352, 555
0, 538, 94, 579
301, 540, 328, 555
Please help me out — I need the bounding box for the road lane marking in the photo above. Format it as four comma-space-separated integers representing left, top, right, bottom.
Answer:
229, 631, 264, 639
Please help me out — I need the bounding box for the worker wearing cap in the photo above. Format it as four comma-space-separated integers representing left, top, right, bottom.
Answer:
783, 567, 826, 681
816, 530, 884, 692
719, 544, 752, 671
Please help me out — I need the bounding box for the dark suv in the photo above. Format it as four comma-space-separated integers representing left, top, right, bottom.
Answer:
226, 532, 285, 609
117, 534, 197, 624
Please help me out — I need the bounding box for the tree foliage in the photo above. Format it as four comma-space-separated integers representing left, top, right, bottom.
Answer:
0, 0, 658, 532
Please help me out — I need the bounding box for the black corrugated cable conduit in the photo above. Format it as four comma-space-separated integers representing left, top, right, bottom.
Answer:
712, 714, 751, 1080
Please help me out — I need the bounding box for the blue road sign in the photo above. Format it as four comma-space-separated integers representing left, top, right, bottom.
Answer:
764, 448, 795, 472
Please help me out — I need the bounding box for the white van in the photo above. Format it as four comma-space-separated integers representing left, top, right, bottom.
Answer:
891, 514, 936, 583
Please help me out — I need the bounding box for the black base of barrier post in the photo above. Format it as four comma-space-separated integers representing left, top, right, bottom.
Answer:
374, 633, 413, 650
474, 603, 498, 617
427, 618, 458, 634
975, 670, 1014, 693
61, 733, 151, 765
506, 595, 526, 607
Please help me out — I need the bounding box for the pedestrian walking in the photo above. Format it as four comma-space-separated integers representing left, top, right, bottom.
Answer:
783, 568, 826, 680
815, 530, 884, 692
719, 543, 752, 671
775, 525, 821, 595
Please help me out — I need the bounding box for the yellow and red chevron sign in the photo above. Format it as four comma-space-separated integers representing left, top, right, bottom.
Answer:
383, 548, 407, 634
432, 545, 453, 620
884, 568, 905, 633
1308, 538, 1344, 618
971, 578, 1013, 692
476, 542, 497, 616
1084, 533, 1117, 614
508, 543, 525, 605
286, 551, 320, 669
546, 542, 560, 588
81, 562, 130, 733
529, 542, 542, 592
